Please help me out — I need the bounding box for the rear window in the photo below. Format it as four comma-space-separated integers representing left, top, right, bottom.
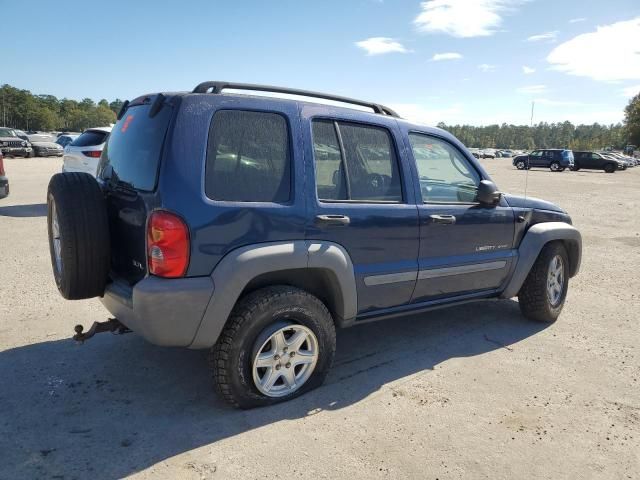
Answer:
71, 130, 108, 147
205, 110, 291, 203
99, 102, 172, 191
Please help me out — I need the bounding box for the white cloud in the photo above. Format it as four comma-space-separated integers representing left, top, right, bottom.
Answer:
547, 17, 640, 82
622, 85, 640, 97
478, 63, 495, 72
517, 84, 547, 94
526, 31, 558, 42
432, 52, 463, 61
522, 65, 535, 74
569, 17, 586, 23
414, 0, 522, 38
355, 37, 408, 55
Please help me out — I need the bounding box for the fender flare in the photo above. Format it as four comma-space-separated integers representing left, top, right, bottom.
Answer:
501, 222, 582, 299
189, 240, 357, 349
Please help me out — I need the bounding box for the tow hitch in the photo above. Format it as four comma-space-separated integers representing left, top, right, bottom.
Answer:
73, 318, 131, 342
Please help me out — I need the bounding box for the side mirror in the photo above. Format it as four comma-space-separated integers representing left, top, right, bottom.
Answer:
477, 180, 502, 205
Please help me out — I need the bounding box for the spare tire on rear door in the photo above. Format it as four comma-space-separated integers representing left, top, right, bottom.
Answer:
47, 172, 110, 300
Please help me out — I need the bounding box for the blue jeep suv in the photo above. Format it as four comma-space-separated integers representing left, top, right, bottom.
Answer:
513, 149, 574, 172
46, 82, 582, 408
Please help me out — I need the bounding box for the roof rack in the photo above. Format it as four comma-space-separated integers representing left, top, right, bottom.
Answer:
192, 81, 400, 118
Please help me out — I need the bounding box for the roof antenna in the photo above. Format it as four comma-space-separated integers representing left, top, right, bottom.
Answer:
524, 100, 534, 199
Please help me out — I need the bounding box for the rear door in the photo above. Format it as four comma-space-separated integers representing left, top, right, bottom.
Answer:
302, 107, 419, 314
406, 132, 516, 302
98, 97, 174, 284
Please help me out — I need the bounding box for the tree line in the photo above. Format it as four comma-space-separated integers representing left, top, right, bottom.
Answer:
437, 121, 627, 151
1, 84, 123, 132
1, 83, 638, 150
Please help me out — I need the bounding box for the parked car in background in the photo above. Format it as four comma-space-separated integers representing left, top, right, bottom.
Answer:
0, 127, 33, 158
513, 149, 574, 172
605, 152, 637, 167
0, 151, 8, 199
481, 149, 496, 159
572, 151, 625, 173
28, 135, 64, 157
62, 127, 111, 176
468, 147, 481, 159
56, 134, 79, 148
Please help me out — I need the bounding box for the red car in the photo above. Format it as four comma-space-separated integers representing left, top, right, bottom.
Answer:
0, 151, 9, 198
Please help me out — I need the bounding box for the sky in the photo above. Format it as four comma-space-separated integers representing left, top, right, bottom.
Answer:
3, 0, 640, 126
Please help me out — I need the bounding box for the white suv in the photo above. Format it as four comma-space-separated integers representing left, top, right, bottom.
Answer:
62, 127, 112, 176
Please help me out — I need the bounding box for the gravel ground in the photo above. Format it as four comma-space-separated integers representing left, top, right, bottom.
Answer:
0, 157, 638, 479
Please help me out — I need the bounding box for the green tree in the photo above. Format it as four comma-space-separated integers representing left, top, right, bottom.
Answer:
624, 92, 640, 146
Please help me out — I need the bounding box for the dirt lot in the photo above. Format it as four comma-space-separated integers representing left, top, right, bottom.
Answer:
0, 156, 638, 479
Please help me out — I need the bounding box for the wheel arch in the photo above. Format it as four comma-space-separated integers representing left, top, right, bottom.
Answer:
189, 240, 358, 349
501, 222, 582, 299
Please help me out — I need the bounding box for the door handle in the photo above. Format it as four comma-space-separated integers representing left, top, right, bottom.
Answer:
429, 214, 456, 225
315, 214, 351, 226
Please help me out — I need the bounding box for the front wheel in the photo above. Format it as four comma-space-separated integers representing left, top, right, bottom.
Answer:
518, 242, 569, 323
210, 286, 336, 409
604, 163, 615, 173
515, 160, 526, 170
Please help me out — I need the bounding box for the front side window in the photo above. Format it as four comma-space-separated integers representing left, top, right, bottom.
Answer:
206, 110, 291, 203
312, 120, 402, 202
409, 133, 481, 203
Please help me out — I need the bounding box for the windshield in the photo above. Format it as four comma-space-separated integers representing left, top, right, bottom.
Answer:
70, 130, 108, 147
99, 102, 172, 191
0, 128, 17, 137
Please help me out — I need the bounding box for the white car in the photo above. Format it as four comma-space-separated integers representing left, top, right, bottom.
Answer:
62, 127, 112, 176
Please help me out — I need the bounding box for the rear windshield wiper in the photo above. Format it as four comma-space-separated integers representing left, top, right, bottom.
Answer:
103, 164, 137, 194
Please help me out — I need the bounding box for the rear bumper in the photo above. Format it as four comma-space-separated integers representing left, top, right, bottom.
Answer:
100, 275, 214, 347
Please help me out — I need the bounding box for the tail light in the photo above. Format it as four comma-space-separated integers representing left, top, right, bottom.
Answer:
0, 155, 4, 176
82, 150, 102, 158
147, 211, 190, 278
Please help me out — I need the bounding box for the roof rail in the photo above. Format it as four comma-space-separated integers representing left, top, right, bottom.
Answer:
192, 81, 400, 118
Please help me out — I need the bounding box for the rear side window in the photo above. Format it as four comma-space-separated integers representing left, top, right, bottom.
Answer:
100, 102, 172, 191
311, 120, 402, 202
205, 110, 291, 203
71, 130, 108, 147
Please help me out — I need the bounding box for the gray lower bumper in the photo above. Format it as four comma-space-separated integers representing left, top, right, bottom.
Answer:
100, 275, 214, 347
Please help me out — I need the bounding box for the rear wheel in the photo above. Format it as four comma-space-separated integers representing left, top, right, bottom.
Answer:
210, 286, 336, 409
47, 173, 110, 300
518, 242, 569, 323
550, 161, 561, 172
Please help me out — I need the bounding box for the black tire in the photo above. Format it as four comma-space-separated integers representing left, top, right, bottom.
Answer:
570, 166, 580, 171
210, 286, 336, 409
604, 163, 615, 173
515, 160, 526, 170
550, 161, 561, 172
28, 150, 35, 158
518, 242, 569, 323
47, 173, 110, 300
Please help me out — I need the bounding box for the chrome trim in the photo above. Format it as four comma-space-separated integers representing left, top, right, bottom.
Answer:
364, 271, 418, 286
418, 261, 507, 279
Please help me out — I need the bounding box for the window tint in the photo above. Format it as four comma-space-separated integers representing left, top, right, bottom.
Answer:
206, 110, 291, 203
71, 130, 108, 147
99, 103, 171, 191
409, 133, 481, 203
311, 120, 402, 202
